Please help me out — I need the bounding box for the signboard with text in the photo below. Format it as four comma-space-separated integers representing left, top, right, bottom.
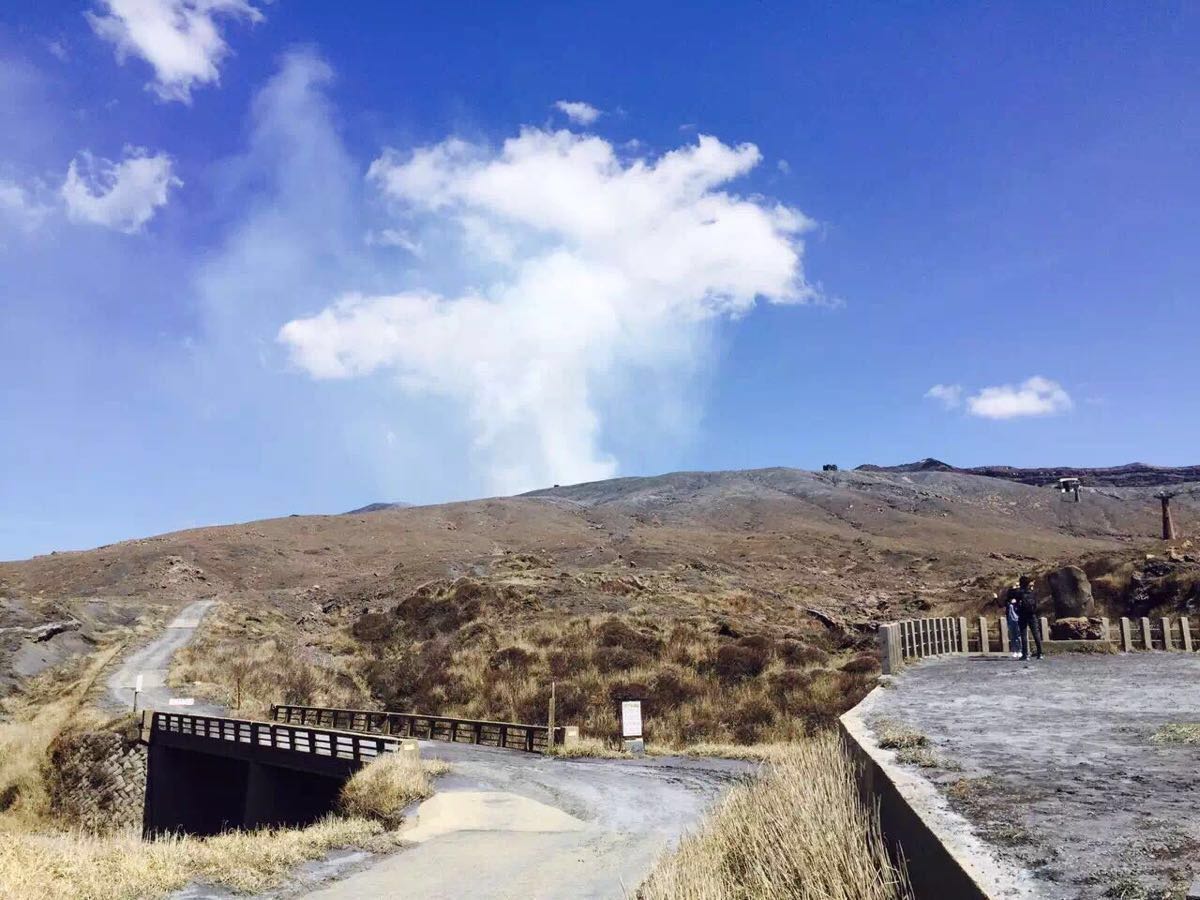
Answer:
620, 700, 643, 739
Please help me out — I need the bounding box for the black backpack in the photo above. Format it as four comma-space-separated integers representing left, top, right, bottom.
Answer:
1017, 588, 1038, 618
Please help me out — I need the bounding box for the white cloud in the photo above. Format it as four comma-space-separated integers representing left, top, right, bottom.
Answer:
0, 179, 53, 233
86, 0, 263, 103
925, 383, 963, 409
966, 376, 1073, 420
777, 159, 791, 175
365, 228, 423, 256
61, 147, 180, 233
280, 127, 818, 494
553, 100, 601, 125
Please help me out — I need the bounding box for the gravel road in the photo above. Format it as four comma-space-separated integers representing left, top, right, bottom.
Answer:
105, 599, 222, 716
866, 653, 1200, 899
298, 741, 752, 900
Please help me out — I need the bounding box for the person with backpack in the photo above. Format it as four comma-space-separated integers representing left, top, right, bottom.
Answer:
1007, 575, 1043, 660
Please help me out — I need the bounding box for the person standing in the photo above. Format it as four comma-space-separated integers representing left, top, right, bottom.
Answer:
1009, 575, 1043, 660
1005, 591, 1022, 659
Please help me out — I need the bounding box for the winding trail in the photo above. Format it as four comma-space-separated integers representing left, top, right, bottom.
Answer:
106, 599, 222, 716
299, 741, 751, 900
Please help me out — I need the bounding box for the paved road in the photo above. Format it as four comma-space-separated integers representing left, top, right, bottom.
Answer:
866, 653, 1200, 900
105, 599, 222, 716
299, 741, 752, 900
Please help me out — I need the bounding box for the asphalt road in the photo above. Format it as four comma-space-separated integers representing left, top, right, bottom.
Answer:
105, 599, 222, 716
298, 741, 752, 900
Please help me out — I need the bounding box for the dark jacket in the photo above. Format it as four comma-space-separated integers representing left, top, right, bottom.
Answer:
1007, 586, 1038, 620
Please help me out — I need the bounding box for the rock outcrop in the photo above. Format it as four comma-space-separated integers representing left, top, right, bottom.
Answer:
1048, 566, 1095, 618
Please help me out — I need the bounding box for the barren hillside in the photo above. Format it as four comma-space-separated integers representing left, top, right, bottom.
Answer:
2, 466, 1197, 743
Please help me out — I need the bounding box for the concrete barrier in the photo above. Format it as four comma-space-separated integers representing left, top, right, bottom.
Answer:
840, 689, 1035, 900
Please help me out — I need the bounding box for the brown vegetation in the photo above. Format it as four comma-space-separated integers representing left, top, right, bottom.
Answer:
638, 733, 909, 899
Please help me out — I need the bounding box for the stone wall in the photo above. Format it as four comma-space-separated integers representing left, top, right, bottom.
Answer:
43, 726, 146, 833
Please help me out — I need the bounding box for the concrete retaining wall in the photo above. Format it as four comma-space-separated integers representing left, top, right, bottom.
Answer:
840, 689, 1038, 900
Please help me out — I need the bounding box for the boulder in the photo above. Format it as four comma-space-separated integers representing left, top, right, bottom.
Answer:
1049, 617, 1103, 640
1048, 566, 1095, 618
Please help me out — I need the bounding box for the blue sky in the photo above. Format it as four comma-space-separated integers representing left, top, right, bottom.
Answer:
1, 2, 1197, 560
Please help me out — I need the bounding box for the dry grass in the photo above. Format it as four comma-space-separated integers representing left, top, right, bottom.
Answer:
0, 817, 398, 900
637, 733, 909, 900
1149, 723, 1200, 745
0, 645, 124, 827
338, 753, 449, 826
172, 583, 879, 749
873, 720, 928, 752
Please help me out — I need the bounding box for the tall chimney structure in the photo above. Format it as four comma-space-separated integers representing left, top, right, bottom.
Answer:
1161, 494, 1176, 541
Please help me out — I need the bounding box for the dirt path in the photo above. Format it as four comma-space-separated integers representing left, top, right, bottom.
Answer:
105, 599, 222, 716
298, 741, 751, 900
864, 654, 1200, 899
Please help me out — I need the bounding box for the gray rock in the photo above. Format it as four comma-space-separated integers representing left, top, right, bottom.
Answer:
1048, 565, 1095, 618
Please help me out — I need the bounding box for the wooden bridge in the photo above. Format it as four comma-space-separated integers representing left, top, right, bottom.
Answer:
142, 710, 398, 836
271, 704, 564, 754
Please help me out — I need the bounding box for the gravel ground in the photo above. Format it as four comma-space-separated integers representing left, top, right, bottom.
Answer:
295, 742, 752, 900
868, 653, 1200, 899
105, 599, 222, 716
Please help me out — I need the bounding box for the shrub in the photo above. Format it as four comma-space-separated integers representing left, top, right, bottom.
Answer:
731, 695, 776, 743
279, 660, 319, 705
351, 612, 394, 643
595, 618, 662, 654
840, 653, 880, 675
711, 644, 768, 683
649, 666, 703, 708
779, 641, 829, 667
607, 679, 652, 707
490, 646, 536, 672
593, 646, 644, 673
364, 655, 420, 710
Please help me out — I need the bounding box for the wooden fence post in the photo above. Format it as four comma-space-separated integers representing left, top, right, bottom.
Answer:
958, 617, 969, 654
1182, 617, 1194, 652
978, 617, 990, 654
1039, 616, 1050, 645
1120, 617, 1133, 652
1162, 618, 1175, 650
999, 617, 1010, 654
1141, 617, 1154, 650
1099, 617, 1111, 644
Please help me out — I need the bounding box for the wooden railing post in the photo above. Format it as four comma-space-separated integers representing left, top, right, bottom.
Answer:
1141, 617, 1154, 650
1182, 617, 1194, 652
1162, 618, 1175, 650
978, 617, 990, 654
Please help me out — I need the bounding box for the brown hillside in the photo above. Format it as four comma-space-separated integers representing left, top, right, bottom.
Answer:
3, 467, 1197, 744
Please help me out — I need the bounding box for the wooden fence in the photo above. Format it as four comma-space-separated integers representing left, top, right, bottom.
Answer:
270, 704, 565, 754
879, 614, 1200, 673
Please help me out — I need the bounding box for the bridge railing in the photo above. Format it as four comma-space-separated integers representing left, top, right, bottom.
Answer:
270, 704, 564, 754
146, 710, 397, 763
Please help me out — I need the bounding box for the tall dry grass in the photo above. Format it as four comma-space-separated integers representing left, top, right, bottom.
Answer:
638, 733, 909, 900
0, 644, 123, 827
338, 753, 450, 827
0, 817, 398, 900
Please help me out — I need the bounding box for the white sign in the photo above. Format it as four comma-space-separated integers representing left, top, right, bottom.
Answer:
134, 674, 143, 693
620, 700, 643, 739
168, 698, 195, 706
